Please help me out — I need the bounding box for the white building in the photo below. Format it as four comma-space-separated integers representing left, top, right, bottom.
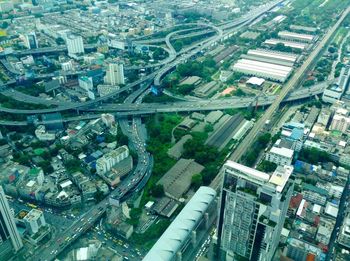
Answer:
101, 113, 115, 127
104, 62, 125, 85
35, 125, 55, 141
61, 61, 73, 72
66, 35, 84, 56
330, 113, 350, 133
232, 59, 292, 82
216, 162, 294, 261
266, 145, 294, 166
78, 76, 93, 91
96, 146, 129, 175
23, 209, 46, 235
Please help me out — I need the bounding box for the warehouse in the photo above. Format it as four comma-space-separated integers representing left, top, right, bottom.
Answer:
242, 49, 298, 67
194, 81, 219, 97
278, 31, 314, 43
247, 49, 298, 63
232, 59, 293, 82
157, 158, 204, 200
264, 39, 308, 50
290, 25, 317, 33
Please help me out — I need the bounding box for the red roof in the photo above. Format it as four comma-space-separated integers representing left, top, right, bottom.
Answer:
289, 193, 303, 209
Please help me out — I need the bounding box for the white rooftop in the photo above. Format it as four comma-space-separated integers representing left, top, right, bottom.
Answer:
247, 76, 265, 86
325, 203, 339, 218
269, 165, 293, 192
270, 146, 294, 158
225, 160, 270, 182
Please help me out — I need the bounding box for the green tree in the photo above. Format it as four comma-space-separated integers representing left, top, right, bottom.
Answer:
191, 174, 203, 190
150, 184, 164, 198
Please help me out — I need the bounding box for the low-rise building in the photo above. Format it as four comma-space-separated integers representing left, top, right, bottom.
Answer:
266, 143, 294, 166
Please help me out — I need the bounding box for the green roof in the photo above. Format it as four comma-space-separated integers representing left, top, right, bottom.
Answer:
302, 183, 328, 196
29, 168, 41, 176
33, 148, 45, 156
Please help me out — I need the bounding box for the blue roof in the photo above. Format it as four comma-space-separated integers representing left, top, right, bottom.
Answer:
290, 128, 303, 140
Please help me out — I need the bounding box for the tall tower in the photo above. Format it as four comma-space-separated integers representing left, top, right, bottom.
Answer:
0, 186, 23, 260
215, 161, 294, 261
104, 62, 125, 85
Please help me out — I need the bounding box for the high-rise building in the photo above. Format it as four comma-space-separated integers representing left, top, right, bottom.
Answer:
66, 35, 84, 56
215, 161, 294, 261
24, 32, 38, 49
104, 62, 125, 85
0, 186, 23, 260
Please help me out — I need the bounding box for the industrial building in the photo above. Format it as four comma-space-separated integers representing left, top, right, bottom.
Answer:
242, 49, 298, 67
232, 58, 293, 82
264, 39, 308, 50
206, 114, 245, 151
194, 81, 220, 98
278, 31, 314, 43
143, 186, 217, 261
215, 162, 294, 261
157, 159, 204, 200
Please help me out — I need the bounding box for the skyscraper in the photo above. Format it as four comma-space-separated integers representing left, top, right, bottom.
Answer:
66, 34, 84, 56
0, 186, 23, 260
104, 62, 125, 85
215, 161, 294, 261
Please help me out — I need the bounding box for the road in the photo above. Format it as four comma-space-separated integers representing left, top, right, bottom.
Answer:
0, 81, 327, 127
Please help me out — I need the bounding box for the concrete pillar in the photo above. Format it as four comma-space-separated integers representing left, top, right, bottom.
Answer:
191, 230, 197, 246
176, 251, 182, 261
205, 212, 209, 229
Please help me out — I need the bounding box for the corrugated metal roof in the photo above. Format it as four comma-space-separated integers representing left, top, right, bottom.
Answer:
143, 186, 216, 261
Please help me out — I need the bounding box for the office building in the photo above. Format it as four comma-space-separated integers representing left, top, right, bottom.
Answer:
0, 186, 23, 260
23, 209, 46, 235
66, 34, 84, 56
104, 62, 125, 85
24, 32, 38, 49
216, 161, 294, 261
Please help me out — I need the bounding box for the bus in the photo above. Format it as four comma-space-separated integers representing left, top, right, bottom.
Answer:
27, 203, 38, 209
